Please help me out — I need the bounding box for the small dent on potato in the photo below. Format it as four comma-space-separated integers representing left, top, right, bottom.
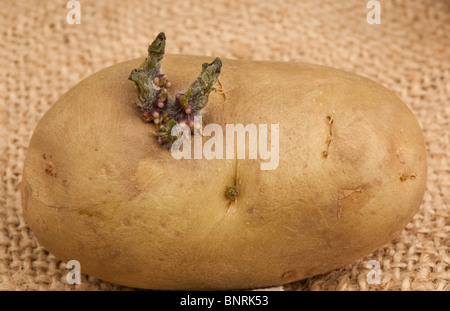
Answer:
337, 187, 370, 217
400, 173, 416, 182
77, 209, 108, 221
322, 115, 334, 158
281, 270, 297, 280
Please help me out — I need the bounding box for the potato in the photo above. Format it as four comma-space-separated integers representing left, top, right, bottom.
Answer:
21, 45, 427, 289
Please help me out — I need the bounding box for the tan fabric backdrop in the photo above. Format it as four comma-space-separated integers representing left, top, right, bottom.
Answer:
0, 0, 448, 290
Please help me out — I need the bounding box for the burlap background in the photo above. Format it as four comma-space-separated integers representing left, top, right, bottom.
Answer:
0, 0, 448, 291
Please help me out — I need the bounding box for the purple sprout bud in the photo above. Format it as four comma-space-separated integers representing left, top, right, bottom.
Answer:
186, 119, 195, 130
158, 88, 167, 102
142, 110, 153, 122
158, 135, 166, 145
157, 74, 167, 86
129, 33, 222, 149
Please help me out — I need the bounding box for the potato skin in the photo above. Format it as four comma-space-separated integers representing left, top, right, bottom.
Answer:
21, 55, 427, 290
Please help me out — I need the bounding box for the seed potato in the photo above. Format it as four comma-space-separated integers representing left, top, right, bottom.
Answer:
21, 47, 427, 290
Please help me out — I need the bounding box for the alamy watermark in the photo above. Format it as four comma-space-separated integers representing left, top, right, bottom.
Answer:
66, 0, 81, 24
366, 0, 381, 24
66, 259, 81, 284
67, 1, 381, 26
366, 260, 381, 284
169, 116, 279, 171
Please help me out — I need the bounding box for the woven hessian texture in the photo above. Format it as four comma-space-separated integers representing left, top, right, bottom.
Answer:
0, 0, 449, 291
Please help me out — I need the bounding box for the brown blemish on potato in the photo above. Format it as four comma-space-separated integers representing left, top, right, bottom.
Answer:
225, 158, 240, 215
400, 173, 416, 182
109, 248, 121, 258
78, 209, 108, 221
323, 116, 334, 158
281, 270, 297, 280
337, 187, 370, 217
122, 219, 132, 226
128, 185, 142, 201
78, 209, 95, 217
216, 78, 227, 100
43, 154, 57, 177
395, 148, 406, 165
45, 163, 55, 176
